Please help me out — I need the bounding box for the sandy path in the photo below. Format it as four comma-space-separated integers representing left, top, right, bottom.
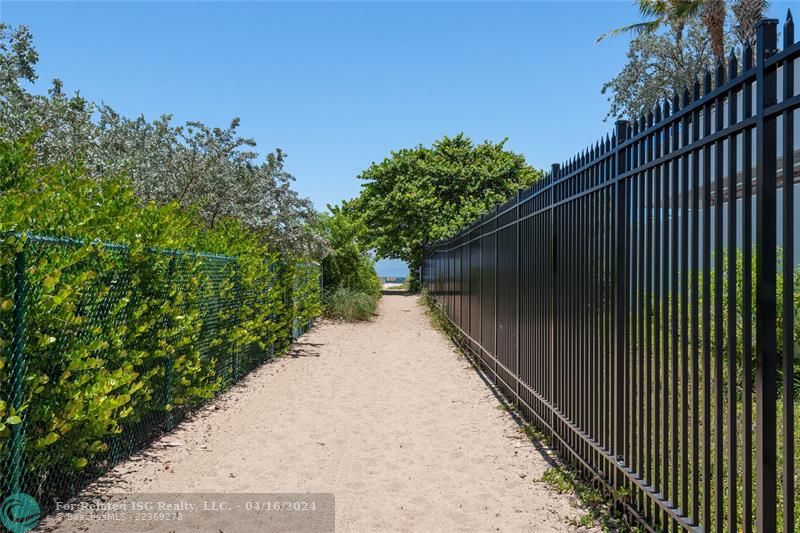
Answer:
45, 294, 590, 532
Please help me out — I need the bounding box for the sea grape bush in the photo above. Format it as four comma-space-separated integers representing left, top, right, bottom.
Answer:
0, 134, 321, 504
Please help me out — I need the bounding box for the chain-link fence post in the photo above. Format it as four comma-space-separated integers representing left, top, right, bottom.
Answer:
9, 246, 27, 494
232, 260, 241, 381
163, 255, 177, 431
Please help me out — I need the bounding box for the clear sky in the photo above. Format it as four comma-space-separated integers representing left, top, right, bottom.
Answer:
1, 1, 794, 275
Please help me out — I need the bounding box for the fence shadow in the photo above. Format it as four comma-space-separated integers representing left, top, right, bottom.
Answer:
286, 341, 323, 358
449, 335, 559, 470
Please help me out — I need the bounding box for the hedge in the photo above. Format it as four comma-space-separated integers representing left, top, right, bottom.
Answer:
0, 134, 322, 509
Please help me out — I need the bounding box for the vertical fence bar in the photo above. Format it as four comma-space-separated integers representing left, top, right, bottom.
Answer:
614, 120, 628, 489
755, 18, 779, 533
713, 57, 725, 533
661, 102, 671, 529
691, 78, 702, 526
637, 133, 647, 515
654, 106, 663, 510
493, 208, 498, 385
781, 12, 795, 533
679, 87, 690, 522
726, 50, 739, 532
515, 191, 521, 407
741, 41, 754, 533
646, 111, 655, 522
670, 94, 680, 521
550, 163, 559, 448
702, 67, 713, 528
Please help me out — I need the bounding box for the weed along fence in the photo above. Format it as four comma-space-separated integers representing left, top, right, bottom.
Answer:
0, 232, 320, 512
423, 18, 799, 533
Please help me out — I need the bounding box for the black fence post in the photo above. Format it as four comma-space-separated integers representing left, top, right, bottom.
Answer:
549, 163, 559, 446
515, 190, 521, 407
493, 206, 498, 385
780, 14, 795, 533
755, 17, 779, 533
613, 119, 629, 490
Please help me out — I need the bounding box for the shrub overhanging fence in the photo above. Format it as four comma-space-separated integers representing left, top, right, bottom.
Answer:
423, 18, 798, 532
0, 231, 320, 512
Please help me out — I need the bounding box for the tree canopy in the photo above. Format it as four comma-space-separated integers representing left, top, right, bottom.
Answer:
600, 0, 767, 120
0, 23, 325, 258
317, 201, 380, 299
353, 134, 540, 285
602, 18, 726, 120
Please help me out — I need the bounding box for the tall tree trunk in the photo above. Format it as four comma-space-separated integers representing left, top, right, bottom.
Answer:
703, 0, 727, 63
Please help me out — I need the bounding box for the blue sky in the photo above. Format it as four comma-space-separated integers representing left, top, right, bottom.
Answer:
1, 1, 794, 275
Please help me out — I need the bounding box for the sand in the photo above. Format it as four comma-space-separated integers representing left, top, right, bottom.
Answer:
42, 294, 593, 532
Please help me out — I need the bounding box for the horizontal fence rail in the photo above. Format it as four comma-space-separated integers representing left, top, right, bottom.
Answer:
423, 17, 799, 532
0, 232, 321, 513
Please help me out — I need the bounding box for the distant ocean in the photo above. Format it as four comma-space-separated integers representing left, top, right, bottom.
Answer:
375, 258, 409, 277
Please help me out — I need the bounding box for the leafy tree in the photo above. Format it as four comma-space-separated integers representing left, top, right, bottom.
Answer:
600, 0, 768, 120
354, 134, 540, 289
0, 23, 325, 258
597, 0, 695, 47
318, 202, 380, 299
602, 19, 720, 120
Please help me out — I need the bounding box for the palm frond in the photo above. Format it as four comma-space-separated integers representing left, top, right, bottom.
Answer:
596, 20, 664, 43
669, 0, 705, 20
637, 0, 671, 20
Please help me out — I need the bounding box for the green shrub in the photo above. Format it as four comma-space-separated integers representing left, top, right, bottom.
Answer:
318, 203, 381, 299
325, 287, 377, 321
0, 134, 321, 505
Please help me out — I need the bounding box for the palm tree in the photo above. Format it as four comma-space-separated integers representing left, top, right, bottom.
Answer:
598, 1, 715, 53
599, 0, 767, 67
731, 0, 769, 44
701, 0, 727, 62
596, 0, 691, 49
598, 1, 724, 56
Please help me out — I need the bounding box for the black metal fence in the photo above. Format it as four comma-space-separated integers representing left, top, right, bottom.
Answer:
422, 17, 798, 532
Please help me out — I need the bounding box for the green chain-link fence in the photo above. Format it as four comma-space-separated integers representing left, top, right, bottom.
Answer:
0, 232, 320, 514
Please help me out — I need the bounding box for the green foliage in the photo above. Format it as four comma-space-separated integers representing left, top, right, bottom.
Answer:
0, 23, 326, 258
0, 20, 325, 509
601, 19, 723, 121
318, 202, 380, 300
354, 134, 540, 289
600, 1, 765, 120
0, 134, 321, 502
698, 250, 800, 398
541, 466, 637, 530
324, 287, 377, 322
